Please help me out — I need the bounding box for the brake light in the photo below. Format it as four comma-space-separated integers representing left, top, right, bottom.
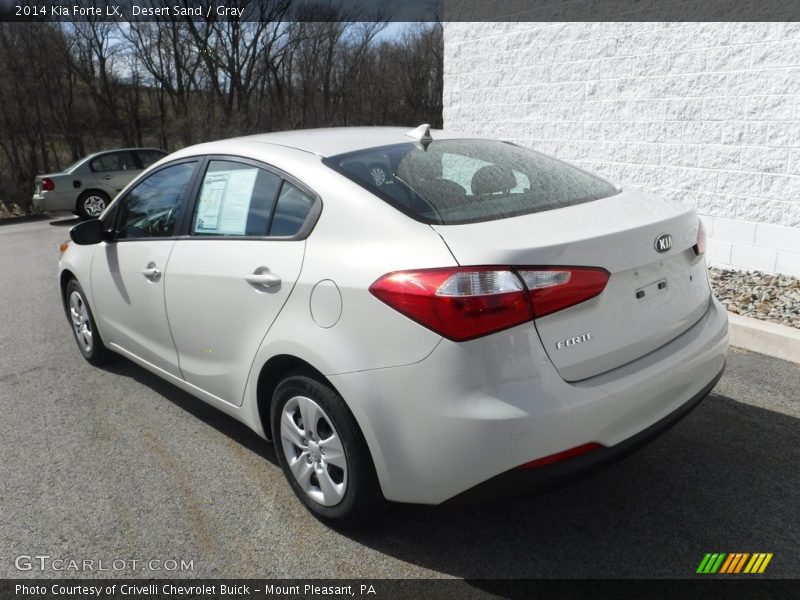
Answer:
515, 442, 603, 469
693, 219, 707, 256
369, 268, 530, 341
41, 177, 55, 191
369, 266, 609, 341
517, 267, 609, 318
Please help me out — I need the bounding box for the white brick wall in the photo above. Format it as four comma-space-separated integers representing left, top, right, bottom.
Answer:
443, 22, 800, 277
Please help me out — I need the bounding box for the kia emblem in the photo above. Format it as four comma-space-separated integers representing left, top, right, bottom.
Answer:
654, 233, 672, 253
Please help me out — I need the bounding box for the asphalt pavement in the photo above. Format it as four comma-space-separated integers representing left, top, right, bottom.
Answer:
0, 216, 798, 579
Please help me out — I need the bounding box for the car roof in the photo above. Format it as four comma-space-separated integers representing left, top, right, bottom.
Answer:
67, 147, 163, 167
58, 148, 165, 174
217, 127, 474, 158
83, 147, 165, 160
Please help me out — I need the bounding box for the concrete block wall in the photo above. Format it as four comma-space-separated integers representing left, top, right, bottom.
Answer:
443, 22, 800, 277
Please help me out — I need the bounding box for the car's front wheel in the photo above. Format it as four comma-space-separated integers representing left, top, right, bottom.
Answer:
271, 372, 385, 527
77, 190, 110, 219
65, 279, 110, 365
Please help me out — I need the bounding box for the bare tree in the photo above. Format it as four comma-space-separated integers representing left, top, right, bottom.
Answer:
0, 6, 443, 214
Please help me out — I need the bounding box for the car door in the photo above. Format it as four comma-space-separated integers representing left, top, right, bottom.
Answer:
90, 151, 141, 194
164, 158, 318, 406
90, 160, 199, 376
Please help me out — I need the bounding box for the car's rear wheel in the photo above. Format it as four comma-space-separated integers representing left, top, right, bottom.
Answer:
65, 279, 110, 365
271, 372, 385, 527
77, 190, 110, 219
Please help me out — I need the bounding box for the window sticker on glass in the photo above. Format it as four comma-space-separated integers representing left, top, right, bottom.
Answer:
195, 168, 259, 235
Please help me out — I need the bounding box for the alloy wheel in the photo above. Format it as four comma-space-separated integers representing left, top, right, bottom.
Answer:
69, 291, 93, 354
370, 167, 386, 186
83, 196, 106, 217
280, 395, 348, 507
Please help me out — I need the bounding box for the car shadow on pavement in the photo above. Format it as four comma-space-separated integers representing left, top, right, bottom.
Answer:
49, 216, 82, 227
100, 358, 278, 466
94, 355, 798, 578
346, 393, 800, 578
0, 214, 50, 226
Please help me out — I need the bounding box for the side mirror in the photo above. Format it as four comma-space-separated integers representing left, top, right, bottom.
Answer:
69, 219, 105, 245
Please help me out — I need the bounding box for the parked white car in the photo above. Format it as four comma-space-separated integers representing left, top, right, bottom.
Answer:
59, 126, 728, 526
33, 148, 166, 219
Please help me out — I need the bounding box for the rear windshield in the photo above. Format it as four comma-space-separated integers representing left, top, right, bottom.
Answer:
64, 158, 87, 173
324, 139, 619, 225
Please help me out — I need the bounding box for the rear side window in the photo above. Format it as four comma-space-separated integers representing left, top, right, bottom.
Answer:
269, 182, 315, 237
192, 160, 281, 237
324, 139, 619, 225
90, 151, 137, 173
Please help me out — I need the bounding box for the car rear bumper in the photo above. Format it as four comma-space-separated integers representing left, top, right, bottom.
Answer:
330, 296, 729, 504
32, 191, 74, 212
445, 363, 724, 503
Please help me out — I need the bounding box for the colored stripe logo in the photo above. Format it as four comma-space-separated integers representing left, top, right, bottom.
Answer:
697, 553, 773, 574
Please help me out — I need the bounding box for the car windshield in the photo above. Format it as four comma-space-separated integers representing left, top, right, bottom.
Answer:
324, 139, 619, 225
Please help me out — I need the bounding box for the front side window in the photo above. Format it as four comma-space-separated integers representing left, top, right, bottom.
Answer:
324, 139, 619, 225
116, 162, 196, 239
91, 151, 137, 173
192, 160, 281, 237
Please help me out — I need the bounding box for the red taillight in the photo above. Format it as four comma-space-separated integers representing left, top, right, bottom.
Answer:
369, 265, 609, 341
517, 267, 609, 318
41, 177, 55, 191
369, 268, 531, 341
693, 219, 707, 256
515, 442, 603, 470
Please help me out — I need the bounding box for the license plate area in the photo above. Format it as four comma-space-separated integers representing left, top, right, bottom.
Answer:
635, 278, 667, 300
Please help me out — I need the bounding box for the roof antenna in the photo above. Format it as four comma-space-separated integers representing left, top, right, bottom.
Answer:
405, 124, 433, 150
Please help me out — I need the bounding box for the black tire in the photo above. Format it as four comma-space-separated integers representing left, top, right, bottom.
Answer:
271, 372, 386, 528
76, 190, 110, 220
64, 279, 110, 366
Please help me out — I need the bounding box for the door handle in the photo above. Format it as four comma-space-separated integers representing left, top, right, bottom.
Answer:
246, 270, 281, 290
142, 262, 161, 282
101, 175, 113, 180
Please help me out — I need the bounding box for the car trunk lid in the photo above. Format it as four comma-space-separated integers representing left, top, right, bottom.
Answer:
431, 188, 711, 381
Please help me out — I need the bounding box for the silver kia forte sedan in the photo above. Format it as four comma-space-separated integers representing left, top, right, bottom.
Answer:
59, 126, 728, 526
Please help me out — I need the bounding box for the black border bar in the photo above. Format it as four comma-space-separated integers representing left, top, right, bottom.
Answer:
3, 579, 799, 600
3, 0, 800, 22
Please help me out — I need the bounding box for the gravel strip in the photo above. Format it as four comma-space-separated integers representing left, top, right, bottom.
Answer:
709, 267, 800, 329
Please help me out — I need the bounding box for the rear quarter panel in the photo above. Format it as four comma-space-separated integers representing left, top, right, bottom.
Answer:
44, 174, 81, 211
248, 159, 455, 378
